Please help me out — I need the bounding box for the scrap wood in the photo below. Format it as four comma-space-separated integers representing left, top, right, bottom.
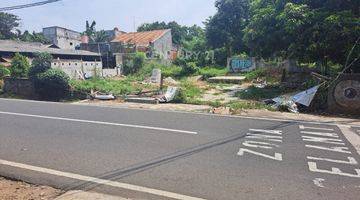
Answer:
311, 72, 331, 81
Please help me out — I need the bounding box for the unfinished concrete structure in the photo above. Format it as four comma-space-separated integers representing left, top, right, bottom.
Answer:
43, 26, 82, 50
80, 29, 173, 71
111, 29, 173, 60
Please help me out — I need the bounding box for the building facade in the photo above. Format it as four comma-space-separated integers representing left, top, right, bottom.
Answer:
43, 26, 82, 50
0, 40, 108, 79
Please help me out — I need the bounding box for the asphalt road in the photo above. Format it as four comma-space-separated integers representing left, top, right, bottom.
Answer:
0, 98, 359, 200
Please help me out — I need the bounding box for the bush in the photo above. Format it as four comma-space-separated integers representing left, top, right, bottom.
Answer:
28, 52, 52, 79
122, 52, 146, 75
243, 68, 267, 81
0, 65, 10, 79
10, 53, 30, 78
70, 78, 136, 96
180, 62, 199, 76
199, 66, 227, 79
34, 69, 70, 101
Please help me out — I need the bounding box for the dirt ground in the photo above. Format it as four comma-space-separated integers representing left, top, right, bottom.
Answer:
0, 177, 62, 200
73, 100, 360, 126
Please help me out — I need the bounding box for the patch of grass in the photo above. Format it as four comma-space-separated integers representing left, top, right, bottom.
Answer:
235, 85, 291, 100
136, 61, 183, 80
174, 80, 204, 104
226, 101, 274, 111
242, 68, 267, 81
70, 78, 151, 96
198, 66, 227, 80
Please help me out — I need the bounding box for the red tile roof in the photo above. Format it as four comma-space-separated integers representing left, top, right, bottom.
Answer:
111, 29, 170, 47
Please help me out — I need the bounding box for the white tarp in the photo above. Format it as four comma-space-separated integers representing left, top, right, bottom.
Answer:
164, 87, 178, 102
291, 85, 320, 107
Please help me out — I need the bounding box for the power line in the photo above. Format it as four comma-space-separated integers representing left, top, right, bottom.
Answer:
0, 0, 62, 12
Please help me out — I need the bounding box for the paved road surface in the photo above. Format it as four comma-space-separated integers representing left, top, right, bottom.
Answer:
0, 98, 359, 200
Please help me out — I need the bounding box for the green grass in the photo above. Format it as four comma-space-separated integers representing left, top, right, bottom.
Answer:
136, 61, 183, 79
70, 78, 152, 96
235, 85, 291, 100
198, 66, 227, 79
242, 68, 267, 81
226, 101, 275, 111
173, 79, 205, 104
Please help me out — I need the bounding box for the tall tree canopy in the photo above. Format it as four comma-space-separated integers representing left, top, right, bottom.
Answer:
243, 0, 360, 71
205, 0, 250, 56
0, 12, 20, 39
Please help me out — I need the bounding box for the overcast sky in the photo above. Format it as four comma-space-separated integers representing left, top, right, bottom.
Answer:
1, 0, 217, 33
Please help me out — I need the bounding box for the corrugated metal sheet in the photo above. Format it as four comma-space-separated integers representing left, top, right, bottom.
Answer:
0, 40, 100, 56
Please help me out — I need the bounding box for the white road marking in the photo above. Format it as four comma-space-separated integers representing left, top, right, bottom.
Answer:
302, 136, 345, 145
0, 159, 205, 200
305, 145, 352, 154
307, 156, 358, 165
313, 178, 325, 188
308, 162, 360, 178
301, 131, 339, 138
338, 125, 360, 155
299, 125, 334, 131
238, 148, 283, 161
0, 111, 198, 135
2, 98, 360, 128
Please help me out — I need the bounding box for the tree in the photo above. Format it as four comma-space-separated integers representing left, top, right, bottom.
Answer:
243, 0, 360, 73
93, 30, 108, 43
137, 21, 189, 45
10, 53, 30, 78
85, 20, 96, 38
0, 12, 20, 39
0, 65, 10, 79
28, 52, 53, 79
205, 0, 250, 57
18, 30, 50, 43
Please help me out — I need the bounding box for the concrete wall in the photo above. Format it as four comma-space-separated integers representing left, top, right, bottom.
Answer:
43, 27, 81, 50
152, 31, 172, 60
51, 60, 103, 79
3, 77, 37, 98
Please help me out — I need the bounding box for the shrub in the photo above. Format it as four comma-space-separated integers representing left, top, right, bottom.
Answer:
0, 65, 10, 79
243, 68, 267, 81
180, 62, 199, 76
28, 52, 52, 79
34, 69, 70, 101
161, 65, 182, 78
10, 53, 30, 78
122, 52, 146, 75
70, 78, 136, 96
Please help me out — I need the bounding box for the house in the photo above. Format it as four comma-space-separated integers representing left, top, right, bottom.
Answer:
111, 29, 173, 60
80, 29, 173, 70
0, 40, 106, 78
43, 26, 82, 50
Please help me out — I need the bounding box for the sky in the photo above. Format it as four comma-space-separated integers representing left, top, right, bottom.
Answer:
1, 0, 217, 33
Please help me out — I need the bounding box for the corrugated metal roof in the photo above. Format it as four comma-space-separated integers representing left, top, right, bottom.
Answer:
0, 40, 100, 56
111, 29, 170, 47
